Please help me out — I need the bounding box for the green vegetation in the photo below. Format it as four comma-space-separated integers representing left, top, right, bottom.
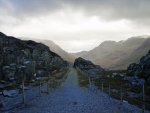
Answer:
76, 68, 89, 88
0, 84, 18, 91
76, 68, 150, 110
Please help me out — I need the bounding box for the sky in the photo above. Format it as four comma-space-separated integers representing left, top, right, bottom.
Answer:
0, 0, 150, 53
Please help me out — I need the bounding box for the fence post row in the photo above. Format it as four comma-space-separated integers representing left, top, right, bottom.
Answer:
86, 73, 147, 112
99, 79, 146, 112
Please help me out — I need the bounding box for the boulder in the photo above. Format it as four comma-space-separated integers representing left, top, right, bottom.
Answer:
74, 57, 104, 78
0, 99, 5, 108
36, 69, 46, 77
2, 90, 18, 97
127, 49, 150, 83
124, 76, 145, 86
127, 92, 142, 98
2, 66, 15, 81
74, 57, 103, 70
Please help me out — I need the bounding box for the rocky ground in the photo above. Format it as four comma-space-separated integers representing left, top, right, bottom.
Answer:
1, 68, 150, 113
0, 32, 67, 83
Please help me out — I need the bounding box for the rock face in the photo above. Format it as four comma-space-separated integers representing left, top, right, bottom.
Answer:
36, 39, 76, 63
127, 50, 150, 82
0, 32, 67, 82
21, 38, 76, 63
74, 57, 104, 78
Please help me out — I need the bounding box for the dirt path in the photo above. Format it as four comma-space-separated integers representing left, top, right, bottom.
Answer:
15, 68, 149, 113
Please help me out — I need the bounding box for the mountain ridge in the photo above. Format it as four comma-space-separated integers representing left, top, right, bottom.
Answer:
72, 36, 150, 70
20, 37, 76, 63
0, 32, 68, 81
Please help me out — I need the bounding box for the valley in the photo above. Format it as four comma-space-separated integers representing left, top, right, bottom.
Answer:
0, 32, 150, 113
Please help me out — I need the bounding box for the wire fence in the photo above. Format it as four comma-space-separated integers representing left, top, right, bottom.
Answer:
1, 67, 150, 113
76, 68, 150, 113
0, 68, 68, 112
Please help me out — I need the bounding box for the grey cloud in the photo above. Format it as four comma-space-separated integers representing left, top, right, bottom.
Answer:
65, 0, 150, 21
1, 0, 150, 53
0, 0, 64, 18
0, 0, 150, 21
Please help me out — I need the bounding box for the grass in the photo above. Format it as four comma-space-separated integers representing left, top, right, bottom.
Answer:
76, 68, 150, 111
76, 68, 89, 88
0, 84, 18, 91
0, 67, 69, 91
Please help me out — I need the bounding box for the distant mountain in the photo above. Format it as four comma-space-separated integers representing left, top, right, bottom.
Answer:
71, 51, 88, 57
36, 40, 75, 63
112, 38, 150, 69
73, 36, 150, 70
21, 38, 75, 63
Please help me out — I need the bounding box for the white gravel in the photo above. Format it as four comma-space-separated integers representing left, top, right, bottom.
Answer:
1, 68, 150, 113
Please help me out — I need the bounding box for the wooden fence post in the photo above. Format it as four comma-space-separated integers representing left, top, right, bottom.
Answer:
142, 83, 145, 113
39, 79, 41, 96
109, 82, 111, 97
22, 80, 25, 104
120, 83, 123, 102
89, 77, 91, 88
47, 80, 49, 94
102, 81, 103, 93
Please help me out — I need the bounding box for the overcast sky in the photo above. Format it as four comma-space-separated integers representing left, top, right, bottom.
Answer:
0, 0, 150, 53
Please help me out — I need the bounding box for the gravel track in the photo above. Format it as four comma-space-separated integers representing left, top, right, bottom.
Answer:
2, 68, 150, 113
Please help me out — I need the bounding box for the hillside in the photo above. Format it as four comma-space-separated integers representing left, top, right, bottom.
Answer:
72, 36, 150, 70
21, 38, 75, 63
127, 49, 150, 80
71, 51, 88, 58
112, 38, 150, 69
36, 40, 75, 63
0, 32, 67, 81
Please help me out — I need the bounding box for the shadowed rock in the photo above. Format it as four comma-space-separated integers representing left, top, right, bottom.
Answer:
74, 57, 104, 78
0, 32, 68, 82
127, 49, 150, 84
